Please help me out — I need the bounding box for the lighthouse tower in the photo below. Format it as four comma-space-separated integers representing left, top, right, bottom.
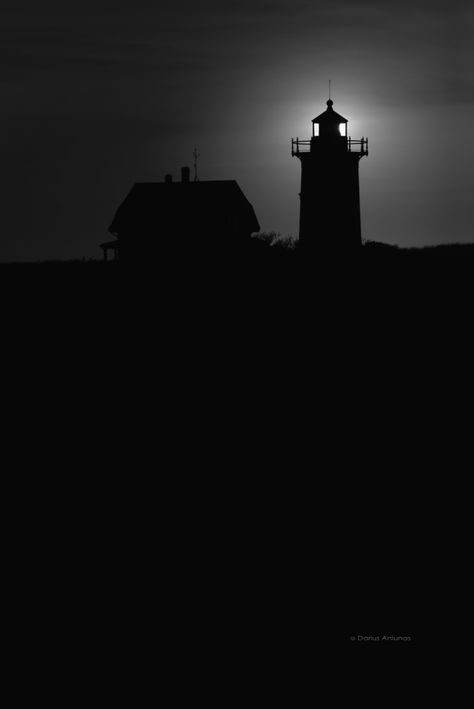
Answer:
291, 98, 368, 253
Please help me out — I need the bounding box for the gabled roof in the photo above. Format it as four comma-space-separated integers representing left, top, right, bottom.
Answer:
313, 100, 348, 124
109, 180, 260, 236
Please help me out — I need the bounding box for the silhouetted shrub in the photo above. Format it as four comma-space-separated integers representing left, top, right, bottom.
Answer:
252, 231, 297, 249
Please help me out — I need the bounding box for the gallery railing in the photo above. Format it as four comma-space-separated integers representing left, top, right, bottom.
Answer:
291, 137, 369, 157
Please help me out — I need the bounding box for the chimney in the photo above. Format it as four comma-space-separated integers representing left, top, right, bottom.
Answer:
181, 166, 190, 183
165, 174, 173, 183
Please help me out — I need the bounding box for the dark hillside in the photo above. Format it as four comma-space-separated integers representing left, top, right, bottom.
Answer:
1, 242, 469, 662
1, 241, 472, 308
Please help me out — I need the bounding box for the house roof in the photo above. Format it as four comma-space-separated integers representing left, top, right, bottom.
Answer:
313, 100, 348, 124
109, 180, 260, 236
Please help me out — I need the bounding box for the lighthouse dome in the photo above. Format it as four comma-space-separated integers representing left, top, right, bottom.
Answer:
312, 100, 348, 124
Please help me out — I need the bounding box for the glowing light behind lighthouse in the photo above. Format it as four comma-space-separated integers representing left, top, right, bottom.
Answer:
1, 0, 472, 261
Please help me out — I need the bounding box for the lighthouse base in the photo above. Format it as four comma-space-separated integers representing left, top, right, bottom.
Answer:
298, 151, 362, 254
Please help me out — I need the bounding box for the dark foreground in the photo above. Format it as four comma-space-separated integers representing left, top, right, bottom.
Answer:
1, 241, 472, 321
2, 242, 471, 679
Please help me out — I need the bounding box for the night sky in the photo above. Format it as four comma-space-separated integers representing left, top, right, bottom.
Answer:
2, 0, 473, 261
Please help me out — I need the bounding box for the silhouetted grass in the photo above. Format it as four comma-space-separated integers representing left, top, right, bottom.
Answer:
362, 240, 474, 259
1, 239, 473, 266
0, 259, 117, 268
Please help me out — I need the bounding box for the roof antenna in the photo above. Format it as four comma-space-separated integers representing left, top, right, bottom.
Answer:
193, 148, 200, 182
329, 79, 331, 100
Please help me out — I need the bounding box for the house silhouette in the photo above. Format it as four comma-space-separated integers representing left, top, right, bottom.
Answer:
103, 167, 260, 262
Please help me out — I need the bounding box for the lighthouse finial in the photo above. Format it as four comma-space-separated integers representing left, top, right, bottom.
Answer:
329, 79, 331, 100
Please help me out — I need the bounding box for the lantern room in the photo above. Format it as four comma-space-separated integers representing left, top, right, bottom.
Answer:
312, 99, 348, 138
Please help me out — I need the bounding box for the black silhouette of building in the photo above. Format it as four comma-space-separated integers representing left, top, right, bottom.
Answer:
105, 167, 260, 262
292, 99, 368, 252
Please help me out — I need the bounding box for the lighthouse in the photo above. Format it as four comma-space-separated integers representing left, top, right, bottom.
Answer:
291, 98, 368, 253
